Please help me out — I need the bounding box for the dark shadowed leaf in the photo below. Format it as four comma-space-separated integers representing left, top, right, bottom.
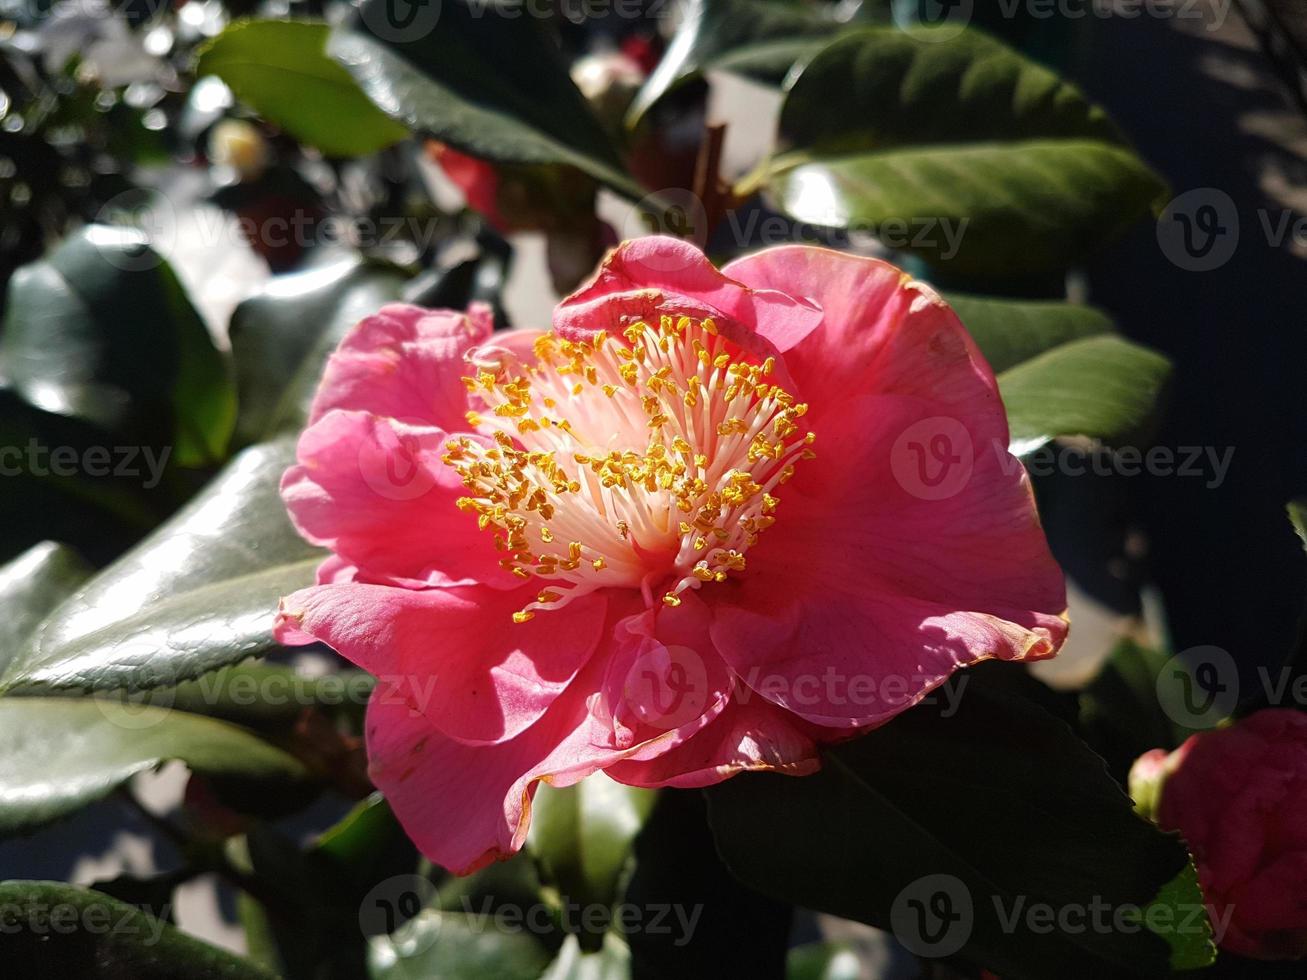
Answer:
626, 0, 843, 125
705, 675, 1190, 979
776, 27, 1124, 158
228, 255, 408, 445
0, 879, 275, 978
0, 226, 235, 466
330, 0, 638, 198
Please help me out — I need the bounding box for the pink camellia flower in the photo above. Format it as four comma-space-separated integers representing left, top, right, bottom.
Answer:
274, 237, 1068, 873
1130, 709, 1307, 960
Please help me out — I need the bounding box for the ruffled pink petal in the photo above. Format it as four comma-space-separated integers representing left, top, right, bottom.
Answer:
554, 236, 821, 357
589, 593, 733, 760
709, 389, 1066, 729
723, 246, 1002, 438
605, 696, 820, 788
364, 659, 637, 874
274, 582, 608, 744
281, 409, 513, 589
308, 303, 492, 430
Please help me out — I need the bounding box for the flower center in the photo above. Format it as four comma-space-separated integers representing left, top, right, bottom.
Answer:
443, 316, 815, 621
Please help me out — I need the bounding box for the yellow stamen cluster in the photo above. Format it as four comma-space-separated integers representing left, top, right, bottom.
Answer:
442, 316, 816, 620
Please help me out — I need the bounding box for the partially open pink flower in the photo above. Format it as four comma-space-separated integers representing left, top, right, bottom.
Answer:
1131, 709, 1307, 959
275, 238, 1068, 873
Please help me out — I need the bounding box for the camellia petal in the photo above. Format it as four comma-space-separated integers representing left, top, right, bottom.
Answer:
281, 410, 515, 589
604, 697, 821, 788
555, 235, 823, 357
274, 582, 609, 744
308, 302, 492, 430
276, 239, 1069, 872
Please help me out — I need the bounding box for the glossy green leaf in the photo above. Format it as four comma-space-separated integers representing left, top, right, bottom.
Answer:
0, 226, 235, 466
705, 672, 1190, 979
228, 255, 408, 444
1142, 861, 1216, 971
777, 27, 1124, 159
997, 335, 1172, 455
787, 942, 862, 980
0, 542, 91, 675
1289, 498, 1307, 551
0, 880, 275, 978
0, 438, 321, 694
529, 779, 656, 911
331, 0, 639, 198
198, 20, 408, 157
0, 698, 306, 834
540, 933, 632, 980
766, 140, 1167, 278
368, 909, 554, 980
943, 292, 1114, 374
162, 662, 374, 728
627, 0, 842, 125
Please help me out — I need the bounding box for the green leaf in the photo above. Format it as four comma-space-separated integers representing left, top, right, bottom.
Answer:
0, 390, 168, 562
162, 662, 374, 728
777, 27, 1124, 159
541, 933, 632, 980
331, 0, 638, 198
0, 542, 91, 675
1080, 638, 1186, 769
198, 19, 409, 157
529, 779, 656, 912
943, 292, 1114, 374
759, 27, 1164, 278
997, 335, 1172, 455
0, 880, 275, 979
368, 908, 554, 980
0, 438, 321, 694
787, 942, 862, 980
705, 673, 1190, 979
0, 226, 236, 466
627, 0, 842, 125
765, 140, 1167, 278
1289, 498, 1307, 552
0, 698, 306, 834
1141, 860, 1216, 972
228, 255, 408, 444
